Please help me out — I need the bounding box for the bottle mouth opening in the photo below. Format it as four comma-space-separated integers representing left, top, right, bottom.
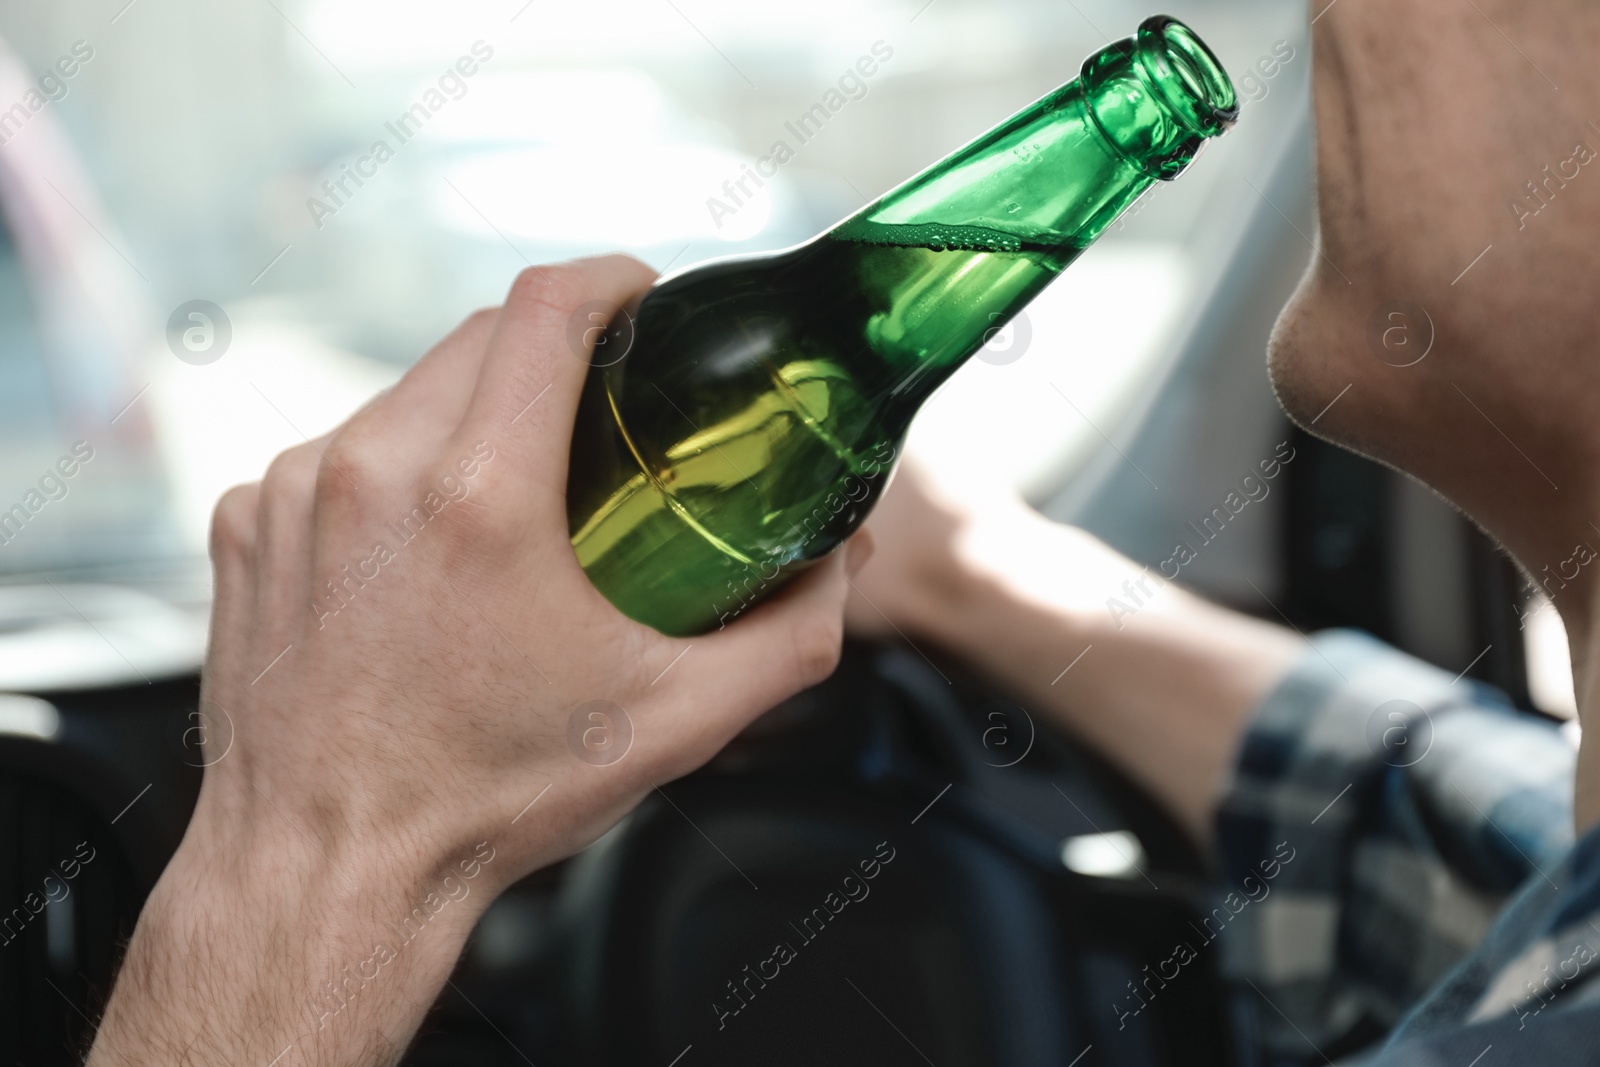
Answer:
1135, 16, 1240, 136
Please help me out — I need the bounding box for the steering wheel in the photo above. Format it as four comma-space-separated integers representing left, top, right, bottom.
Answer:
550, 639, 1240, 1067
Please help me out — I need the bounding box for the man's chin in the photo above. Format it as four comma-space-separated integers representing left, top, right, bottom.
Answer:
1267, 288, 1347, 437
1264, 284, 1397, 472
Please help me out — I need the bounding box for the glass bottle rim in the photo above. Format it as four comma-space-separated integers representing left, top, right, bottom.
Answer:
1133, 16, 1240, 138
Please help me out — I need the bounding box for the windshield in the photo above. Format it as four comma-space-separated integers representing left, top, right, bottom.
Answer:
0, 0, 1304, 588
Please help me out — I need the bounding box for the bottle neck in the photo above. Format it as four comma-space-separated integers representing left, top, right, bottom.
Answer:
818, 17, 1236, 423
832, 17, 1237, 258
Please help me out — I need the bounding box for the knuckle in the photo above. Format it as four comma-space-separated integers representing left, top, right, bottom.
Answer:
257, 446, 322, 557
791, 612, 845, 689
465, 306, 500, 333
260, 444, 320, 503
350, 385, 392, 422
210, 483, 260, 562
593, 251, 654, 283
507, 264, 585, 325
457, 449, 511, 500
508, 265, 564, 306
437, 471, 520, 551
315, 431, 385, 509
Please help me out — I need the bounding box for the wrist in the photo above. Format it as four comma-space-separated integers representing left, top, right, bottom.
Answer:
91, 801, 497, 1066
908, 505, 1099, 655
901, 515, 1305, 845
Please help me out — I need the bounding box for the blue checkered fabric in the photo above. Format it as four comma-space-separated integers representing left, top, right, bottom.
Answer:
1214, 630, 1593, 1065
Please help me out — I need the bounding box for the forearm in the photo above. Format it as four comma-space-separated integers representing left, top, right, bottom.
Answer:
89, 811, 492, 1067
915, 512, 1305, 844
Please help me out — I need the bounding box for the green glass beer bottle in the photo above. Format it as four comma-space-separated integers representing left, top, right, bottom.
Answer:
567, 15, 1238, 636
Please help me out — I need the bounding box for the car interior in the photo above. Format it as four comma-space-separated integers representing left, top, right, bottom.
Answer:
0, 1, 1570, 1064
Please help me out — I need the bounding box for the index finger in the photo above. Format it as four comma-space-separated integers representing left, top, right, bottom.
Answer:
452, 255, 656, 510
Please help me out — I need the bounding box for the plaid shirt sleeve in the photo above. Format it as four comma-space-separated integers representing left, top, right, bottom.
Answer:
1212, 629, 1576, 1064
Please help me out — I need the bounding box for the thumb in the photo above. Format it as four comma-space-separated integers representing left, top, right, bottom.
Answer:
665, 535, 872, 745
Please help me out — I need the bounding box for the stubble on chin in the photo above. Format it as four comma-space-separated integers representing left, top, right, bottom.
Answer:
1267, 274, 1347, 433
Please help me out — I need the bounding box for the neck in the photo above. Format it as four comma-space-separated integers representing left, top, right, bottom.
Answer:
1559, 578, 1600, 833
1439, 455, 1600, 834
